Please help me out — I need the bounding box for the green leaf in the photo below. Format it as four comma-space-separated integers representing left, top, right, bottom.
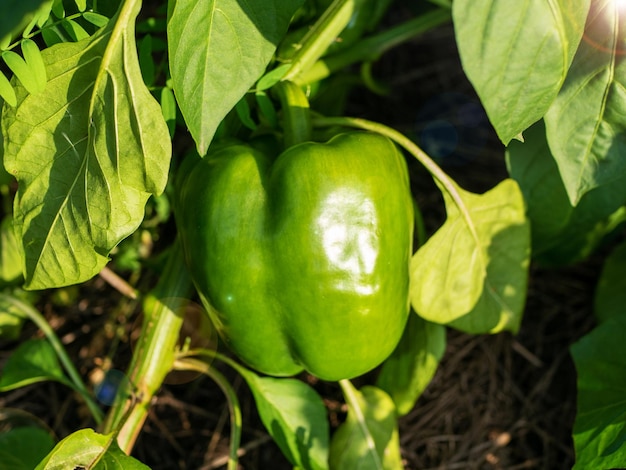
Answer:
2, 50, 43, 95
0, 426, 55, 470
2, 1, 172, 289
410, 179, 530, 334
61, 18, 89, 41
167, 0, 305, 155
160, 86, 177, 137
0, 70, 16, 106
330, 382, 402, 470
376, 313, 446, 416
0, 0, 51, 41
570, 315, 626, 469
82, 12, 110, 28
545, 1, 626, 205
507, 120, 626, 266
0, 339, 71, 391
138, 34, 154, 87
20, 39, 47, 93
239, 369, 329, 470
594, 241, 626, 324
0, 216, 24, 288
74, 0, 86, 12
453, 0, 590, 145
34, 428, 150, 469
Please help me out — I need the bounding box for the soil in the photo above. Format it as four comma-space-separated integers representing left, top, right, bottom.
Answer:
0, 7, 607, 470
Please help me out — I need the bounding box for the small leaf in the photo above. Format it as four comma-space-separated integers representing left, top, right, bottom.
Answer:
61, 18, 89, 41
2, 50, 41, 95
34, 428, 150, 469
20, 39, 47, 93
410, 178, 530, 334
0, 426, 55, 470
51, 0, 64, 19
239, 369, 329, 470
82, 12, 110, 28
0, 292, 30, 341
453, 0, 591, 144
0, 339, 71, 391
257, 64, 291, 91
168, 0, 305, 154
2, 1, 172, 289
330, 382, 402, 470
594, 241, 626, 324
160, 87, 177, 137
74, 0, 86, 12
545, 1, 626, 204
0, 70, 17, 106
570, 315, 626, 469
376, 313, 446, 416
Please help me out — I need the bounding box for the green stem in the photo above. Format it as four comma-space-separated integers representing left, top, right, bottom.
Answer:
102, 239, 193, 453
0, 293, 104, 424
311, 114, 481, 250
274, 80, 312, 147
297, 8, 451, 85
282, 0, 360, 83
172, 357, 242, 470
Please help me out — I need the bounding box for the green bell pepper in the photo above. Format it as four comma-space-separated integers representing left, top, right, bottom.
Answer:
176, 131, 413, 381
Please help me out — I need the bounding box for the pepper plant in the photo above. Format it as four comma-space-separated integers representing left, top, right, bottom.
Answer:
0, 0, 625, 468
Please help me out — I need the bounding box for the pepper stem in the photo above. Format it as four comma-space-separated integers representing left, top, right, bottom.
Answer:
274, 80, 312, 147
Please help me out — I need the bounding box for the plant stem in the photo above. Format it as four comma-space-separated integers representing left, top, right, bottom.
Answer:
102, 239, 193, 453
274, 80, 312, 147
172, 357, 242, 470
0, 293, 104, 423
297, 8, 451, 85
282, 0, 360, 83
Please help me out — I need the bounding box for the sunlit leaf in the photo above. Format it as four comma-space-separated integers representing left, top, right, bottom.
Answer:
61, 18, 89, 41
2, 1, 171, 289
545, 1, 626, 204
167, 0, 304, 154
571, 315, 626, 469
20, 39, 47, 92
239, 369, 329, 470
330, 382, 402, 470
0, 70, 16, 106
453, 0, 590, 144
35, 428, 150, 469
410, 179, 529, 334
2, 50, 42, 95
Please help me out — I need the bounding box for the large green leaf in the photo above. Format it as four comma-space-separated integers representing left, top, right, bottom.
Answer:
34, 428, 150, 469
570, 315, 626, 469
2, 0, 171, 289
329, 383, 402, 470
376, 313, 445, 416
506, 120, 626, 266
453, 0, 590, 144
239, 369, 329, 470
410, 178, 530, 334
545, 0, 626, 204
167, 0, 304, 155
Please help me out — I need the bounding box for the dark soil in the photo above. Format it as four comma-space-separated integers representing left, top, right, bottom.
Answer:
0, 7, 605, 470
